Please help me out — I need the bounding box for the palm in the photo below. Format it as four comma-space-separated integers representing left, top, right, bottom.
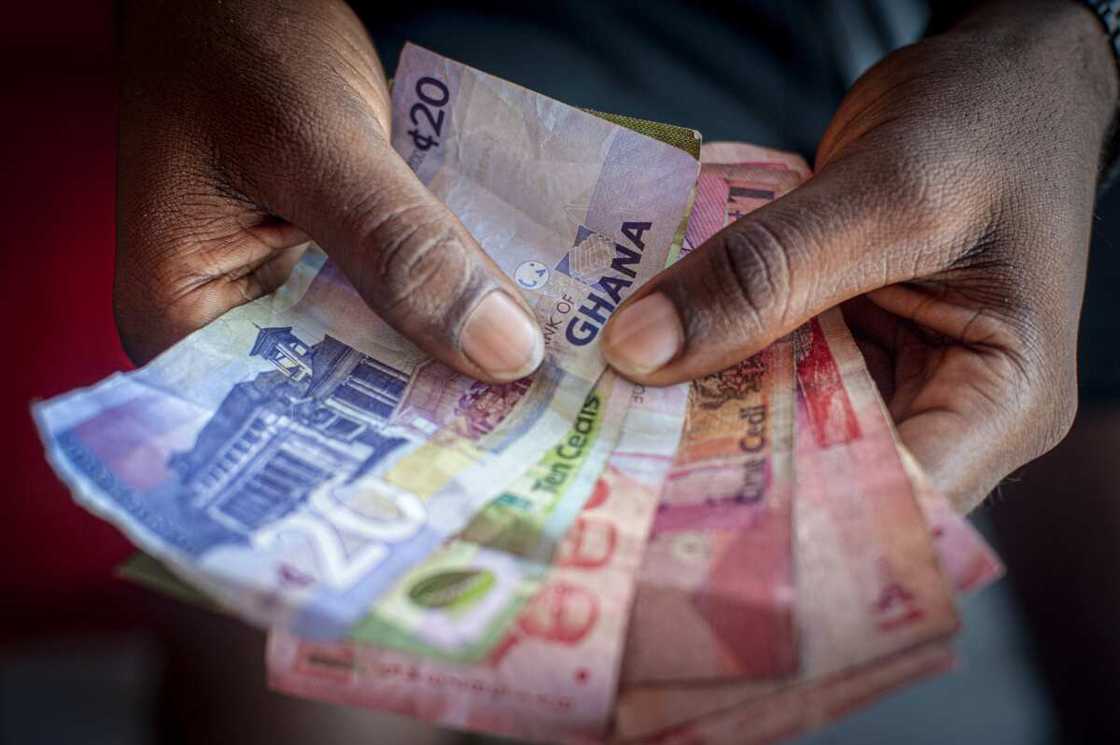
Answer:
841, 291, 1025, 512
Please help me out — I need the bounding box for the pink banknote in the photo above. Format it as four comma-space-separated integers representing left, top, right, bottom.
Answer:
699, 141, 813, 176
622, 151, 809, 684
679, 148, 808, 259
267, 139, 1002, 745
623, 340, 797, 683
614, 311, 962, 740
697, 143, 1001, 597
899, 443, 1004, 594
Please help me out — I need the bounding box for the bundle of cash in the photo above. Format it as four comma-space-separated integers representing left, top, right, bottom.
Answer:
35, 45, 1002, 745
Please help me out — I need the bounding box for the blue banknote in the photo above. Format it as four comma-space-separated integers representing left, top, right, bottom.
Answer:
34, 44, 699, 635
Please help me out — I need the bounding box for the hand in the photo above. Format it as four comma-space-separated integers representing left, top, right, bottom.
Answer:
115, 0, 543, 382
602, 0, 1119, 510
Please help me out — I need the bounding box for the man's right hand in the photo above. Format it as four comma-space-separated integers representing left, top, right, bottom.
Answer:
116, 0, 543, 382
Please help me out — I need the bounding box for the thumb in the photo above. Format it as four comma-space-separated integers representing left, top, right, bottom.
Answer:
601, 157, 944, 385
262, 131, 545, 384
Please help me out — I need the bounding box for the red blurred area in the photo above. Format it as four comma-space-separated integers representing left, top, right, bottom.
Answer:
1, 4, 135, 633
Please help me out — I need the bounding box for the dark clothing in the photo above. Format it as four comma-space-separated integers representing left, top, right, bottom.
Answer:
358, 0, 1120, 399
364, 0, 926, 158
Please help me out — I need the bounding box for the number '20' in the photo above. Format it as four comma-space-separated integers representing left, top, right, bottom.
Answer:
409, 77, 449, 138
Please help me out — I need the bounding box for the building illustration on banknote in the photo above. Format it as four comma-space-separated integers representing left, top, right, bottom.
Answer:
163, 323, 537, 538
168, 326, 413, 534
54, 315, 538, 581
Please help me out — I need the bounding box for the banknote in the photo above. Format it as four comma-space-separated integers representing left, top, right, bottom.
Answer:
34, 44, 699, 635
857, 351, 1003, 593
622, 141, 995, 688
671, 143, 808, 264
622, 336, 797, 684
622, 152, 808, 684
900, 445, 1004, 594
117, 552, 214, 608
614, 311, 962, 740
347, 371, 633, 663
267, 381, 691, 742
347, 104, 705, 662
699, 141, 813, 174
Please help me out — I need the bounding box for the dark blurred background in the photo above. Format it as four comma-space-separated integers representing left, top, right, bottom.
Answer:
2, 2, 1119, 744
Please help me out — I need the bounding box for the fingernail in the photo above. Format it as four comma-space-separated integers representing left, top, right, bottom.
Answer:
462, 291, 544, 380
603, 292, 684, 376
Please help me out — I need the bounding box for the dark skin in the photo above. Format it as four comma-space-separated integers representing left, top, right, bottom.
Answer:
116, 0, 544, 383
117, 0, 1118, 512
602, 0, 1118, 510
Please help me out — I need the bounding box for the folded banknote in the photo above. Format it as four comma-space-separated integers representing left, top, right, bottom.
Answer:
54, 43, 1005, 745
263, 145, 1002, 745
347, 371, 633, 663
614, 308, 963, 740
34, 43, 699, 635
267, 379, 690, 742
623, 146, 810, 685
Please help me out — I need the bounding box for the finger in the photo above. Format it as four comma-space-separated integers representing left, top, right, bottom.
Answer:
864, 282, 1076, 513
838, 298, 898, 402
841, 293, 1017, 510
113, 210, 310, 365
256, 130, 543, 384
896, 409, 1005, 512
600, 154, 966, 385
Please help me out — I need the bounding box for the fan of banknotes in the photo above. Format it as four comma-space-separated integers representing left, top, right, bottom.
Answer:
34, 44, 1003, 745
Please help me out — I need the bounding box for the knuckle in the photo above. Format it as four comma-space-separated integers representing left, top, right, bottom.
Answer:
714, 218, 796, 332
357, 200, 470, 320
1012, 320, 1079, 459
112, 280, 148, 364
